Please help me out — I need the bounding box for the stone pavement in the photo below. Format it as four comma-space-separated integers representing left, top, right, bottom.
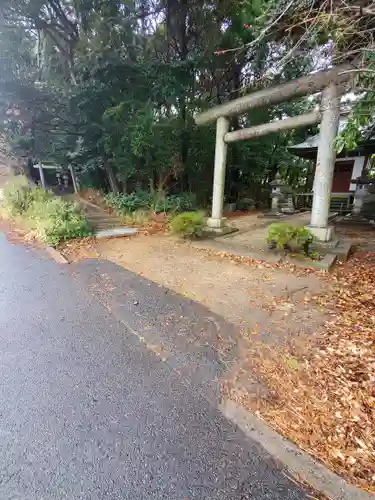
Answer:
223, 212, 311, 252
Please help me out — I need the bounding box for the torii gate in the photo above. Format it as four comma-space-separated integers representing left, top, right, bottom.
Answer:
194, 63, 355, 242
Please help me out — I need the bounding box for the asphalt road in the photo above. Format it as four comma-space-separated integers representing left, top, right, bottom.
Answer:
0, 234, 311, 499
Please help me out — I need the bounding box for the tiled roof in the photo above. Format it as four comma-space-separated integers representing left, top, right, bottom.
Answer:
290, 118, 350, 150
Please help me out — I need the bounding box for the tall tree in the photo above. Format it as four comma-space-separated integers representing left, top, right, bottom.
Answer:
0, 0, 326, 200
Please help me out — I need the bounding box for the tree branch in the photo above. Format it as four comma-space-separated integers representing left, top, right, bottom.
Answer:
214, 0, 295, 55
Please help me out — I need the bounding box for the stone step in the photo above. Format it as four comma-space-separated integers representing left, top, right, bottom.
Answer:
87, 217, 122, 224
85, 214, 121, 220
84, 211, 117, 217
91, 222, 123, 229
82, 205, 124, 231
85, 214, 121, 221
96, 227, 138, 239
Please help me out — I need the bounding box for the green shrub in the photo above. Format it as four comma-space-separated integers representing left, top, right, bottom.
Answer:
170, 211, 206, 238
2, 177, 91, 245
3, 176, 31, 215
266, 223, 313, 255
2, 177, 55, 217
150, 192, 196, 213
266, 223, 296, 249
105, 190, 152, 214
294, 226, 314, 254
164, 193, 197, 213
105, 190, 197, 215
26, 197, 91, 246
27, 186, 54, 205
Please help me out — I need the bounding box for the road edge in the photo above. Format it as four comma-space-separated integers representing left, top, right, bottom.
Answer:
220, 399, 373, 500
45, 245, 69, 264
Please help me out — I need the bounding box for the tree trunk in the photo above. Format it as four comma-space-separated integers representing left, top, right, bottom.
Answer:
104, 159, 119, 194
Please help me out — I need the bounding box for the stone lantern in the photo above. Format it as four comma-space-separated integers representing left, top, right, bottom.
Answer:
270, 172, 284, 214
352, 175, 370, 216
269, 172, 295, 215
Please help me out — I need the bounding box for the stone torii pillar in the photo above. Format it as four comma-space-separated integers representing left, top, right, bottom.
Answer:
69, 164, 79, 193
38, 161, 46, 189
206, 116, 229, 232
308, 83, 341, 241
194, 64, 353, 235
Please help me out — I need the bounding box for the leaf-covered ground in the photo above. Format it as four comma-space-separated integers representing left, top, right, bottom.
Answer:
227, 251, 375, 492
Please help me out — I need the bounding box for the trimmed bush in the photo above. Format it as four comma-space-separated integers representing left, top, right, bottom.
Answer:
266, 223, 313, 255
170, 211, 206, 238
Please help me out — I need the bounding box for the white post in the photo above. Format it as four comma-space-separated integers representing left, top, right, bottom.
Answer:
207, 116, 229, 230
309, 83, 340, 241
38, 162, 46, 189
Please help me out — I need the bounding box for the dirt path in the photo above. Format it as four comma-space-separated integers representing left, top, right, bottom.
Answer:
62, 233, 328, 346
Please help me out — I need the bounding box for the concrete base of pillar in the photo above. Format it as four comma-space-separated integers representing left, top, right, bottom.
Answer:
204, 226, 237, 236
307, 225, 335, 242
312, 239, 352, 261
206, 217, 225, 229
205, 218, 237, 236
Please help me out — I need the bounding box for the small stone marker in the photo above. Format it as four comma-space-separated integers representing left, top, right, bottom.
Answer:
95, 227, 138, 239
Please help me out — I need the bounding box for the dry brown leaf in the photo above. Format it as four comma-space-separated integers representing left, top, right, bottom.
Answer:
228, 251, 375, 493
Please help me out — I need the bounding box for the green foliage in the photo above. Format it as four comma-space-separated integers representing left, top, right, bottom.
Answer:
170, 211, 206, 238
266, 223, 296, 249
27, 186, 54, 205
294, 226, 314, 248
4, 0, 371, 203
2, 177, 91, 245
0, 0, 321, 202
26, 197, 92, 246
336, 83, 375, 153
266, 223, 313, 255
2, 176, 31, 215
3, 177, 55, 215
152, 192, 197, 214
105, 191, 197, 215
105, 191, 152, 214
309, 251, 321, 260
